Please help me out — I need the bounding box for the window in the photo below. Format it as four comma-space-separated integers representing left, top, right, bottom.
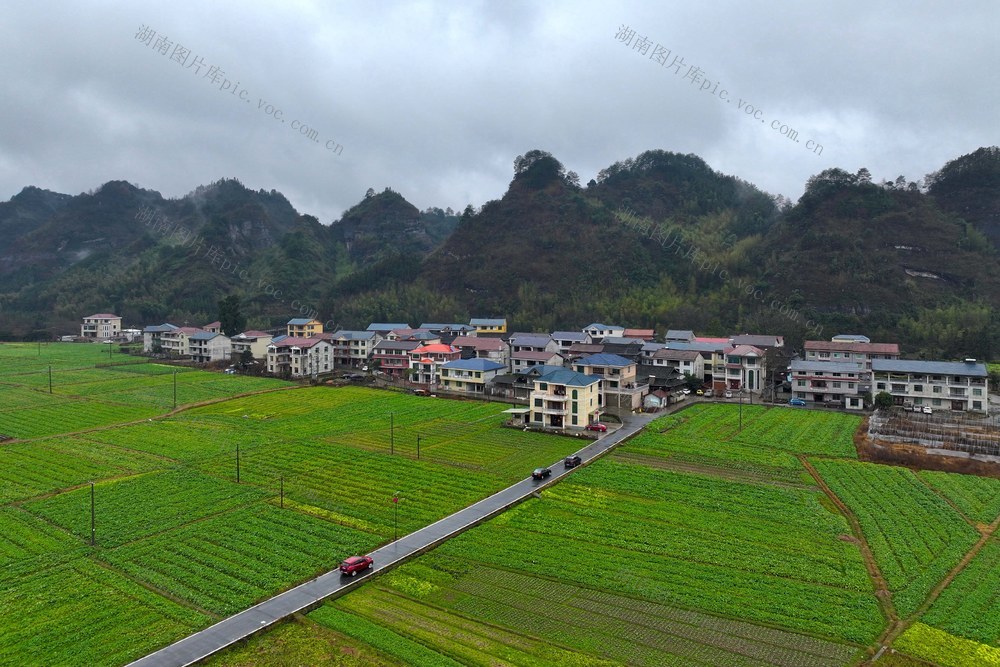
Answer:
572, 401, 578, 414
913, 385, 923, 392
973, 401, 983, 410
932, 399, 942, 407
572, 389, 578, 399
848, 383, 856, 389
973, 388, 983, 396
533, 412, 542, 422
571, 416, 578, 425
876, 383, 885, 390
534, 398, 542, 407
539, 382, 547, 390
832, 382, 841, 388
933, 386, 942, 394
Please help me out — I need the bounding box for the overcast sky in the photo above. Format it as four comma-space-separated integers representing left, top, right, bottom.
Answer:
2, 1, 997, 223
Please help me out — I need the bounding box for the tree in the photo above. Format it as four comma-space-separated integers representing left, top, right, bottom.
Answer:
873, 391, 893, 409
365, 188, 375, 199
218, 295, 246, 337
240, 349, 254, 365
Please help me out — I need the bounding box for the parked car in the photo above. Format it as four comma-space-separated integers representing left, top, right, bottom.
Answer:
789, 398, 807, 407
695, 389, 704, 396
223, 368, 237, 375
703, 389, 713, 398
585, 422, 607, 432
531, 467, 552, 480
922, 406, 933, 414
724, 390, 733, 399
681, 388, 691, 395
564, 455, 582, 468
339, 555, 373, 577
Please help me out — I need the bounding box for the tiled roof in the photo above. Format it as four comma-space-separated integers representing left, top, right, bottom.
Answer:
872, 359, 987, 377
470, 318, 506, 326
452, 337, 505, 351
725, 344, 764, 357
789, 360, 865, 373
535, 369, 602, 387
411, 344, 459, 354
575, 353, 634, 367
441, 358, 506, 372
287, 318, 319, 326
367, 323, 411, 330
730, 334, 783, 347
512, 350, 562, 361
805, 340, 899, 354
85, 313, 120, 319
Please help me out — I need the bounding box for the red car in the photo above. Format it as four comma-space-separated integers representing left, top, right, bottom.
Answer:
585, 423, 607, 432
339, 555, 373, 576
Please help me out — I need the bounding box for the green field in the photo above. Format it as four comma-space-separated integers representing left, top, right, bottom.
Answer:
0, 342, 591, 665
8, 343, 1000, 667
0, 343, 291, 439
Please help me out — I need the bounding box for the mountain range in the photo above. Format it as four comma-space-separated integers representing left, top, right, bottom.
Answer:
1, 146, 997, 359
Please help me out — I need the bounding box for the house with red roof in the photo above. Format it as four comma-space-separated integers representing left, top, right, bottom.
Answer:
409, 343, 461, 386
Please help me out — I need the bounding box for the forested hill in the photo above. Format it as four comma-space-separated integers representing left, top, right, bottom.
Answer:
1, 147, 997, 359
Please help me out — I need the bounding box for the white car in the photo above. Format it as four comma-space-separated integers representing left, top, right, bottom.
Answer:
922, 406, 933, 414
724, 390, 733, 398
681, 388, 691, 395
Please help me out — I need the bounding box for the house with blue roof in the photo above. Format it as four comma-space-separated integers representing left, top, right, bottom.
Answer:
188, 330, 232, 363
872, 358, 989, 412
439, 358, 507, 394
583, 323, 625, 342
286, 318, 323, 338
529, 368, 603, 431
142, 323, 178, 353
574, 353, 645, 410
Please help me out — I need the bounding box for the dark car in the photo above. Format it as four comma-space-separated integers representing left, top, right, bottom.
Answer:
531, 467, 552, 480
585, 422, 607, 432
564, 455, 582, 468
788, 398, 807, 407
339, 555, 374, 576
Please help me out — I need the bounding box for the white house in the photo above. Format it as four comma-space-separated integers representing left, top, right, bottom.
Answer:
81, 313, 122, 340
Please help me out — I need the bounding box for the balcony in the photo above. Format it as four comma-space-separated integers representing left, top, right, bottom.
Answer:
531, 391, 568, 403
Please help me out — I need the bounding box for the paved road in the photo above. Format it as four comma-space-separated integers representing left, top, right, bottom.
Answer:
126, 412, 656, 667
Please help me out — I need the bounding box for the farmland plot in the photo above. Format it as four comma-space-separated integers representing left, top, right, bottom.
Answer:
812, 459, 980, 617
918, 470, 1000, 524
920, 536, 1000, 645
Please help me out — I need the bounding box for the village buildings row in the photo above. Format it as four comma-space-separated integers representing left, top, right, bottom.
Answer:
82, 313, 992, 429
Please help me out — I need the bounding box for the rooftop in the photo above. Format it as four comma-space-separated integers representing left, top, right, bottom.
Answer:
287, 318, 320, 326
805, 340, 900, 354
535, 368, 603, 387
872, 359, 988, 377
441, 358, 507, 372
575, 353, 635, 367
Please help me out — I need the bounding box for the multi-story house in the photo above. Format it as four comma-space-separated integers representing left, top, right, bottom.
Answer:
665, 329, 695, 343
511, 349, 564, 371
367, 323, 412, 337
550, 331, 592, 353
730, 334, 784, 349
81, 313, 122, 340
452, 337, 508, 367
470, 318, 507, 335
230, 331, 273, 360
490, 365, 565, 401
439, 359, 506, 394
789, 359, 865, 409
574, 353, 645, 410
371, 339, 421, 377
507, 333, 558, 353
160, 327, 204, 357
202, 321, 222, 334
266, 336, 333, 378
623, 328, 655, 341
663, 341, 728, 389
804, 337, 900, 371
529, 369, 603, 430
409, 343, 461, 386
722, 345, 765, 392
419, 323, 476, 340
582, 323, 625, 342
326, 330, 379, 368
142, 323, 178, 353
286, 318, 323, 338
872, 359, 989, 412
188, 331, 232, 363
646, 348, 705, 381
564, 342, 605, 363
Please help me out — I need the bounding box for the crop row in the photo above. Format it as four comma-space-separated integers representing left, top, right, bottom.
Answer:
102, 503, 376, 615
919, 470, 1000, 525
812, 459, 979, 617
0, 556, 209, 667
24, 468, 269, 548
921, 536, 1000, 644
894, 622, 1000, 667
0, 399, 160, 439
0, 436, 163, 503
731, 408, 860, 458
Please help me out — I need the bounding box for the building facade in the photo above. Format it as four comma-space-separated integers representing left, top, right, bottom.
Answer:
872, 359, 989, 412
529, 369, 603, 430
789, 359, 865, 409
81, 313, 122, 339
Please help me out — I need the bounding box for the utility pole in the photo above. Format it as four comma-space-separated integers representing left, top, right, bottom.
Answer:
390, 412, 394, 454
236, 444, 240, 483
49, 366, 52, 394
392, 491, 400, 541
739, 391, 743, 432
173, 370, 177, 409
280, 476, 284, 509
90, 482, 95, 546
417, 434, 421, 460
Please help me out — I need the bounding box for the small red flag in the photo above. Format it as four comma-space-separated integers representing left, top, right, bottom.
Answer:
391, 496, 398, 503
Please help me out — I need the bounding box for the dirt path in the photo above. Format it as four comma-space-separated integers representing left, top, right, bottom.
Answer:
799, 457, 899, 662
1, 384, 302, 446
